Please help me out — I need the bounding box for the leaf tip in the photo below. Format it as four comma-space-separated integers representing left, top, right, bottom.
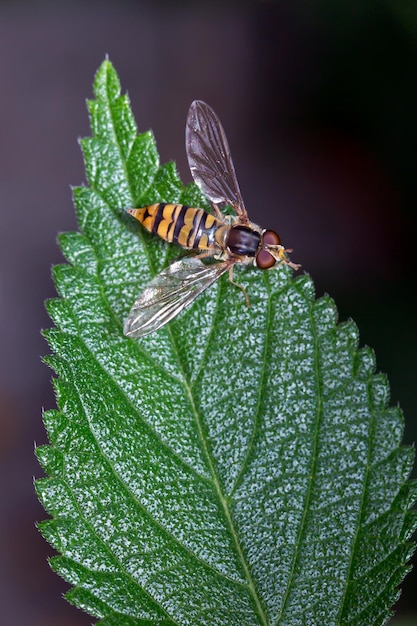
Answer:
93, 57, 120, 102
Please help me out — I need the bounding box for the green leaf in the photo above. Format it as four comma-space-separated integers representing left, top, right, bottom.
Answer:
37, 58, 416, 625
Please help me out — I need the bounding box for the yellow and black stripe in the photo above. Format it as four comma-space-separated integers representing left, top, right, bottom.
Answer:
128, 203, 227, 251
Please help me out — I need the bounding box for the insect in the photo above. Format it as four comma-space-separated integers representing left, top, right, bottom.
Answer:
124, 100, 300, 338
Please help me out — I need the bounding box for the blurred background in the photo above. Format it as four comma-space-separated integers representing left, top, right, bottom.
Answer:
0, 0, 416, 623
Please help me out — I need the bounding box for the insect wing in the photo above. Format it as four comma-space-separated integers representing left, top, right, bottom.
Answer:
124, 257, 230, 338
186, 100, 248, 220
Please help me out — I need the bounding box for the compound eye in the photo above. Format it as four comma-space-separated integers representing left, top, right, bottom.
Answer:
257, 249, 276, 269
262, 229, 281, 245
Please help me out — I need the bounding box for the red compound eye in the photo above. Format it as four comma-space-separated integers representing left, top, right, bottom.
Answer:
262, 230, 281, 246
257, 249, 276, 269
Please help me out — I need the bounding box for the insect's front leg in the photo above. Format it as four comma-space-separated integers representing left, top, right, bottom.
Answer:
193, 249, 219, 261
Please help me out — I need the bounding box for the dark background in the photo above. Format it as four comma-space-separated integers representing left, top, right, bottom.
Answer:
0, 1, 416, 624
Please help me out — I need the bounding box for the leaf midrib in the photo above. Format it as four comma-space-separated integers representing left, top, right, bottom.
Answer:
167, 283, 269, 626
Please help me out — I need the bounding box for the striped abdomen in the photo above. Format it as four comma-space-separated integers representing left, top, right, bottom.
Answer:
128, 203, 228, 251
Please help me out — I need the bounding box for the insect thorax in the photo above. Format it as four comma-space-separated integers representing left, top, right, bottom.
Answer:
226, 225, 261, 257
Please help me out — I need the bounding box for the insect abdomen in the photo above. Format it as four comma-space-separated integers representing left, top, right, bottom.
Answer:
128, 203, 226, 251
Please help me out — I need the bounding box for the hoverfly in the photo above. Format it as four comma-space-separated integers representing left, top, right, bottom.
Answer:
124, 100, 300, 338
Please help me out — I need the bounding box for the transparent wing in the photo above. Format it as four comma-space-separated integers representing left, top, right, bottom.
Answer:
186, 100, 248, 221
124, 257, 230, 338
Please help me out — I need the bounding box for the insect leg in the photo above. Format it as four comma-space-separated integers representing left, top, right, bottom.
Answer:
172, 249, 218, 266
228, 263, 250, 307
211, 202, 226, 220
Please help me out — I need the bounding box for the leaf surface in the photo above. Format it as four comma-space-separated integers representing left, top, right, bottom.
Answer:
37, 59, 416, 626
